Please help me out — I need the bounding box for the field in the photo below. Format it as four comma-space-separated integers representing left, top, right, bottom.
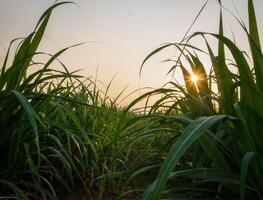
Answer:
0, 1, 263, 199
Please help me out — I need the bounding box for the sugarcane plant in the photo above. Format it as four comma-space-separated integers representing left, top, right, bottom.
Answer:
125, 0, 263, 199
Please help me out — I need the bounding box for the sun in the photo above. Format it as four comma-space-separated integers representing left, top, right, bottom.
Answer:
191, 74, 199, 83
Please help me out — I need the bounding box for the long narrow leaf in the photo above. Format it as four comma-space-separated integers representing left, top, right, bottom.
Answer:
143, 115, 227, 200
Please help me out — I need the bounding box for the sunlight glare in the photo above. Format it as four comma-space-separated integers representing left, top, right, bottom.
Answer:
191, 74, 199, 83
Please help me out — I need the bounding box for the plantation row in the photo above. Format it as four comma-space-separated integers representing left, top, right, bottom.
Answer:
0, 0, 263, 199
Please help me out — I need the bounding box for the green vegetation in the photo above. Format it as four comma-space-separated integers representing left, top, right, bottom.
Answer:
1, 0, 262, 199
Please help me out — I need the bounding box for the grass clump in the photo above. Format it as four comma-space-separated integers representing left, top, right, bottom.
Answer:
0, 2, 143, 199
133, 0, 263, 199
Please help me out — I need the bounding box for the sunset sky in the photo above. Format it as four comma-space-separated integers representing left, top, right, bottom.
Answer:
1, 0, 263, 103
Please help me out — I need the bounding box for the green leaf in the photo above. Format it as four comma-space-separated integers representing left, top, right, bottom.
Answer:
198, 133, 230, 171
0, 180, 29, 200
140, 43, 174, 76
240, 152, 255, 200
248, 0, 263, 96
10, 90, 40, 165
11, 90, 38, 136
143, 115, 227, 200
205, 39, 234, 114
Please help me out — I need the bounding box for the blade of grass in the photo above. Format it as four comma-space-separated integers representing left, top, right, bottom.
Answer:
240, 152, 255, 200
143, 115, 227, 200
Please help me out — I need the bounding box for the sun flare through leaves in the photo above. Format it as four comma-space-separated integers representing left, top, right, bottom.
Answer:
190, 73, 199, 83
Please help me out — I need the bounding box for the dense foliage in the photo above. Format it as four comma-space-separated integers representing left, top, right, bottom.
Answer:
0, 0, 262, 199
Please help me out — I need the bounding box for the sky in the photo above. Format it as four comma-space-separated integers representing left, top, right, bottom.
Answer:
0, 0, 263, 104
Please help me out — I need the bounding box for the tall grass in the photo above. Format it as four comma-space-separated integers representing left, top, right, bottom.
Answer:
0, 2, 145, 199
1, 0, 263, 199
126, 0, 263, 199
